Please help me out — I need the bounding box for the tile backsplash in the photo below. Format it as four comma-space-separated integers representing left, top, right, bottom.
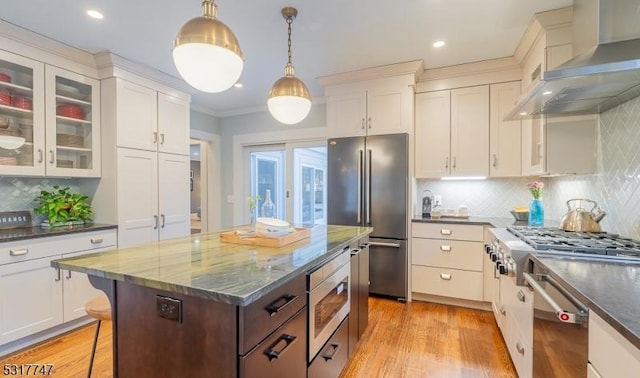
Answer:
0, 177, 81, 225
417, 95, 640, 240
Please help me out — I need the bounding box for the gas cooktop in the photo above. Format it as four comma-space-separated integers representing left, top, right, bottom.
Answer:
506, 226, 640, 258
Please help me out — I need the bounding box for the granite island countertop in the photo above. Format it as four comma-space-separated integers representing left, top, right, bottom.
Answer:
529, 254, 640, 350
0, 223, 117, 243
52, 224, 372, 307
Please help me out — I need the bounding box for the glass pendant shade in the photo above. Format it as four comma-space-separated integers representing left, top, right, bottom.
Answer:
173, 1, 243, 93
268, 74, 312, 125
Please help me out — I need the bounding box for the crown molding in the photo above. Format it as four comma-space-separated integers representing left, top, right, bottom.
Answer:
513, 6, 573, 64
95, 51, 192, 100
0, 19, 98, 77
190, 104, 221, 118
317, 60, 424, 87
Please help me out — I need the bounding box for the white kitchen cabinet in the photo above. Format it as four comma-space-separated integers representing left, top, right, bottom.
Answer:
415, 91, 450, 178
500, 276, 533, 378
589, 311, 640, 378
61, 247, 110, 322
0, 51, 100, 177
415, 85, 489, 178
99, 76, 191, 248
0, 256, 63, 344
411, 223, 484, 302
325, 75, 414, 138
115, 79, 189, 156
0, 229, 116, 346
489, 81, 521, 177
522, 115, 597, 176
117, 148, 190, 247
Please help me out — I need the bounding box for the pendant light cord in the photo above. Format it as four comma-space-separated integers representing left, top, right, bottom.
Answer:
287, 16, 293, 66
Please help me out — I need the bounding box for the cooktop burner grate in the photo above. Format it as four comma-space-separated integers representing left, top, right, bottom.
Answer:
506, 226, 640, 257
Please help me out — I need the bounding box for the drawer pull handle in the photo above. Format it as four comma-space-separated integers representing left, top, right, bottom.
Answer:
516, 341, 525, 355
265, 294, 298, 317
440, 273, 452, 280
9, 248, 28, 256
90, 237, 104, 244
517, 290, 526, 303
264, 334, 297, 362
440, 229, 452, 235
66, 270, 72, 279
54, 267, 61, 282
440, 245, 451, 252
322, 343, 341, 361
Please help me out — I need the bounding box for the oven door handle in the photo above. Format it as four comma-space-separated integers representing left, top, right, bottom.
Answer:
523, 272, 588, 324
368, 241, 401, 248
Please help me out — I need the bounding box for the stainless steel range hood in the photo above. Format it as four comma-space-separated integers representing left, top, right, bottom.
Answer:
507, 0, 640, 120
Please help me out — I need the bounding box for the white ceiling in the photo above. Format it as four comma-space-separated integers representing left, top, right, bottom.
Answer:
0, 0, 573, 115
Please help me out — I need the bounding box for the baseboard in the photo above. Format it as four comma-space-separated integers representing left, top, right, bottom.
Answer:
411, 292, 492, 311
0, 316, 95, 358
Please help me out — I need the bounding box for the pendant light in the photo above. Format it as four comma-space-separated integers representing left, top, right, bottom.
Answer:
268, 7, 312, 125
173, 0, 243, 93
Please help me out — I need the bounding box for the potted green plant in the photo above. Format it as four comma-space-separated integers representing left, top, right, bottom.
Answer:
34, 185, 93, 227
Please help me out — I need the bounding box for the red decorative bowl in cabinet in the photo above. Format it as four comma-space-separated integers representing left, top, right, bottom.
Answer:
11, 96, 32, 110
56, 104, 85, 120
0, 73, 11, 83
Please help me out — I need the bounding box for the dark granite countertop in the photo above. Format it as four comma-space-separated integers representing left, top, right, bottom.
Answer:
412, 216, 528, 228
0, 223, 117, 243
529, 254, 640, 350
53, 225, 372, 307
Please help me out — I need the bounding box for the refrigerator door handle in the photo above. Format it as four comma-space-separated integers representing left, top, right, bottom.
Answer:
369, 241, 401, 248
365, 149, 372, 224
357, 150, 363, 223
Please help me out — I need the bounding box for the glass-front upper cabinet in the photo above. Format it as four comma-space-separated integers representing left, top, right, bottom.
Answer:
0, 50, 45, 176
45, 66, 100, 177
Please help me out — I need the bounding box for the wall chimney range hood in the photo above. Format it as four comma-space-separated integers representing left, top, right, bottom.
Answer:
507, 0, 640, 120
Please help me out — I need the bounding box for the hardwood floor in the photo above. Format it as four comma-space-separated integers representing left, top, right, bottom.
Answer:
0, 298, 515, 378
342, 297, 516, 377
0, 321, 113, 378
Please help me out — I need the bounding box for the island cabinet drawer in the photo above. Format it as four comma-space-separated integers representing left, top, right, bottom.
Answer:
412, 238, 483, 271
412, 223, 483, 241
239, 273, 306, 355
411, 265, 483, 301
308, 316, 349, 378
240, 307, 307, 378
0, 229, 117, 265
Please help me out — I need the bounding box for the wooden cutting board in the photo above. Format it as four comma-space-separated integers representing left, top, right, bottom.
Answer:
220, 227, 310, 247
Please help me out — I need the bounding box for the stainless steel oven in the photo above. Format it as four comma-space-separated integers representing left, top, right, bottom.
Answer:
307, 249, 350, 361
524, 263, 589, 378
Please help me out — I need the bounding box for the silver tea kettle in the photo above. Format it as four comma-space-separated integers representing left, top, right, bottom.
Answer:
560, 199, 606, 232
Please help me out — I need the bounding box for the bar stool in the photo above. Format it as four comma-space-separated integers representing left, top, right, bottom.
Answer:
85, 295, 111, 378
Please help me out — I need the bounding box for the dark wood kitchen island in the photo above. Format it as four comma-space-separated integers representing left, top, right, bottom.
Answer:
52, 224, 371, 378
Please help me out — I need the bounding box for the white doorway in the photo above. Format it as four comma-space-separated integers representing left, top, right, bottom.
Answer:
190, 130, 221, 232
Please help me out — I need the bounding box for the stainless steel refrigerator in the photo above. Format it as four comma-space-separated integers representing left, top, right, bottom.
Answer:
327, 133, 408, 300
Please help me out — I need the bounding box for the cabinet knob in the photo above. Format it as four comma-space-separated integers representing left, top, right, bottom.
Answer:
516, 341, 525, 355
517, 289, 526, 303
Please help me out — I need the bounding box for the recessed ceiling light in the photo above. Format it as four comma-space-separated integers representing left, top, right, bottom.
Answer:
542, 90, 553, 95
433, 41, 446, 48
87, 10, 104, 19
234, 83, 243, 88
520, 112, 528, 116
